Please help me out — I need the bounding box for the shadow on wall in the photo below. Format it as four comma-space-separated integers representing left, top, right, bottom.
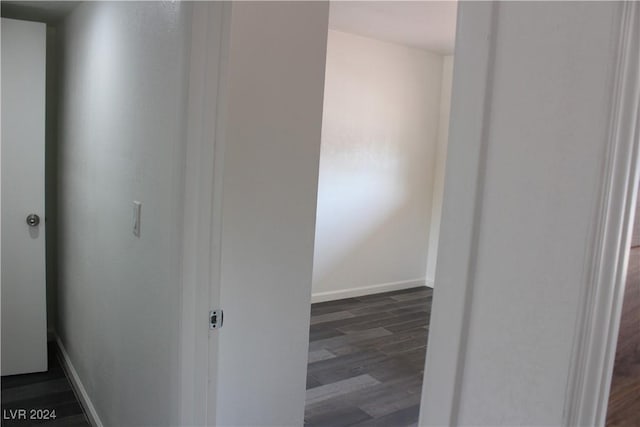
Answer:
311, 30, 448, 298
313, 198, 428, 295
312, 152, 431, 296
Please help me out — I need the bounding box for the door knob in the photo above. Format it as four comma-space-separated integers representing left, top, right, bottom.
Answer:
26, 214, 40, 227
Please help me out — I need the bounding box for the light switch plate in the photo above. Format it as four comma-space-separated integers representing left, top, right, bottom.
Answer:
133, 201, 142, 237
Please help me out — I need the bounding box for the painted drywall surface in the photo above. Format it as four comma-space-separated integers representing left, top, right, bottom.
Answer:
312, 30, 443, 298
425, 55, 453, 287
215, 2, 329, 426
56, 2, 190, 425
422, 2, 621, 425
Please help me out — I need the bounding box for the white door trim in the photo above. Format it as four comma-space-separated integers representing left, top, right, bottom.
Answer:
564, 2, 640, 426
178, 3, 227, 425
422, 2, 640, 426
419, 2, 497, 425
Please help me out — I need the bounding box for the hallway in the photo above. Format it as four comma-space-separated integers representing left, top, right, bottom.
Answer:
1, 343, 88, 427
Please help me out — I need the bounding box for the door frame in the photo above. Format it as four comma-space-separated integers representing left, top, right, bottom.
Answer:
564, 2, 640, 425
183, 1, 640, 425
178, 2, 229, 425
421, 2, 640, 425
417, 2, 498, 424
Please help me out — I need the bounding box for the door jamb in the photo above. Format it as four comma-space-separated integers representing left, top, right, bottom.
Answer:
564, 2, 640, 425
421, 2, 640, 425
178, 3, 227, 425
418, 2, 498, 425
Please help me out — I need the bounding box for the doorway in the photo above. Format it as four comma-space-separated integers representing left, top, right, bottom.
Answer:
303, 2, 457, 425
0, 5, 91, 426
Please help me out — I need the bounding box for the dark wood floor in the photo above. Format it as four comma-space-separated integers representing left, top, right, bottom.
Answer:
607, 246, 640, 427
1, 342, 89, 427
304, 286, 431, 427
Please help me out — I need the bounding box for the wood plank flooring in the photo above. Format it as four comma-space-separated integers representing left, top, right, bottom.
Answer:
1, 342, 89, 427
305, 286, 432, 427
607, 246, 640, 427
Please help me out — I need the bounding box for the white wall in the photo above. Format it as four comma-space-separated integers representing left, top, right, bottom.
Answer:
312, 30, 444, 301
214, 2, 329, 426
421, 2, 625, 425
56, 2, 191, 425
425, 55, 453, 286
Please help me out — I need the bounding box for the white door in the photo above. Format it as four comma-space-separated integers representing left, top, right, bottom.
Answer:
1, 18, 48, 376
207, 3, 329, 425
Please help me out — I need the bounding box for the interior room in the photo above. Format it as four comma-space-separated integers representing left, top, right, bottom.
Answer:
303, 2, 456, 426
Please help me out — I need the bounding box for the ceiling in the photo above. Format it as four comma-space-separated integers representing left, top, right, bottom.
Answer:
1, 1, 457, 54
329, 1, 458, 54
1, 1, 78, 22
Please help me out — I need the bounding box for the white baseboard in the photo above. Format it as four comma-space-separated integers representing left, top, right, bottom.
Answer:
55, 336, 104, 427
425, 279, 434, 288
311, 278, 426, 303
